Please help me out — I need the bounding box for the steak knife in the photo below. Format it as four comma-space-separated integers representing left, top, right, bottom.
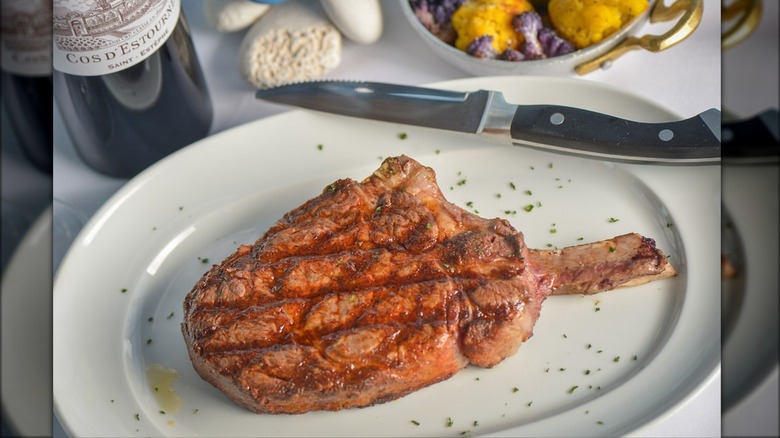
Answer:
256, 81, 721, 165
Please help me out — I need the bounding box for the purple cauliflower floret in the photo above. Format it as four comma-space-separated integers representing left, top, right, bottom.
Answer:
538, 27, 575, 57
409, 0, 465, 44
466, 35, 497, 59
513, 11, 545, 60
500, 48, 525, 61
510, 10, 576, 61
430, 0, 465, 23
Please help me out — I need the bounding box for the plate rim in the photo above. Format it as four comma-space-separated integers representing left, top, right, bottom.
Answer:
53, 76, 721, 437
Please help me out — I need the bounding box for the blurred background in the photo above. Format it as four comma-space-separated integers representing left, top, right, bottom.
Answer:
1, 1, 53, 436
720, 0, 779, 436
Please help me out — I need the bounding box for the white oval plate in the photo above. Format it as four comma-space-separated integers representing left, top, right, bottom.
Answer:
53, 77, 720, 437
2, 207, 52, 438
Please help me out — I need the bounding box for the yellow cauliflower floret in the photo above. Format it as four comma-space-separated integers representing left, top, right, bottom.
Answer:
451, 0, 536, 53
548, 0, 648, 49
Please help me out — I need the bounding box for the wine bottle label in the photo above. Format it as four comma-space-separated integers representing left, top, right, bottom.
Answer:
0, 0, 52, 76
52, 0, 181, 76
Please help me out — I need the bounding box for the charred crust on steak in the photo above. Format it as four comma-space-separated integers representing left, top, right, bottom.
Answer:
182, 155, 677, 414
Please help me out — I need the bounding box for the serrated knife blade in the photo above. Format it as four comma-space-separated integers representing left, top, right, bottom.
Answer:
256, 81, 721, 165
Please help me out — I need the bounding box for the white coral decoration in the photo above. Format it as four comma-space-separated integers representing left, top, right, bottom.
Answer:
205, 0, 383, 89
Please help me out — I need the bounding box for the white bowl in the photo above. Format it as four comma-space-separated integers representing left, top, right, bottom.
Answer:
399, 0, 702, 76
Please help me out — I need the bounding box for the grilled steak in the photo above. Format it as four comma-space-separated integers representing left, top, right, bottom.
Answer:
181, 155, 675, 414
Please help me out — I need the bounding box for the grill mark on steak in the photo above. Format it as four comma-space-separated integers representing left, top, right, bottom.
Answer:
182, 155, 676, 414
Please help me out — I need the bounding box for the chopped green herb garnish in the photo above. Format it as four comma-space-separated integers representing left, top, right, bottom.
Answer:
159, 410, 165, 415
146, 339, 152, 345
435, 149, 441, 154
562, 333, 567, 338
567, 385, 579, 394
524, 190, 532, 195
473, 421, 479, 427
584, 369, 591, 375
328, 184, 336, 192
426, 222, 433, 229
121, 288, 127, 293
466, 201, 474, 207
608, 217, 619, 223
193, 409, 199, 414
509, 182, 516, 190
410, 420, 420, 426
613, 356, 620, 363
608, 246, 615, 253
550, 228, 557, 234
446, 417, 454, 427
577, 236, 584, 241
632, 354, 638, 361
524, 204, 534, 212
495, 193, 502, 198
527, 401, 533, 406
399, 132, 408, 140
135, 413, 140, 421
148, 317, 153, 322
586, 343, 592, 349
456, 178, 467, 186
167, 311, 174, 319
548, 162, 553, 168
512, 387, 519, 393
317, 144, 323, 150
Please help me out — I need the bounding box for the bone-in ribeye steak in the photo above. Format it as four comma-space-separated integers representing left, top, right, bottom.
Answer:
181, 155, 676, 414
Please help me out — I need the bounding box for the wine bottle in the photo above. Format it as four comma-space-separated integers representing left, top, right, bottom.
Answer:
1, 0, 54, 173
52, 0, 213, 178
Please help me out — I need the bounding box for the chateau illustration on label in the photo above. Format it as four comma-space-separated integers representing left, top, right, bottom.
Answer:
53, 0, 179, 74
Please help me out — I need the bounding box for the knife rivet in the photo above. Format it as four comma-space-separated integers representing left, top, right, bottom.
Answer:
658, 129, 674, 142
549, 113, 565, 126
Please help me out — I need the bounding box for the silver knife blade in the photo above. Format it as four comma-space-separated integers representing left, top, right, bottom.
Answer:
256, 81, 721, 165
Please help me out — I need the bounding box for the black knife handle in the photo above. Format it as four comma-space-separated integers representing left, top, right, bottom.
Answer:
722, 110, 780, 158
510, 105, 721, 162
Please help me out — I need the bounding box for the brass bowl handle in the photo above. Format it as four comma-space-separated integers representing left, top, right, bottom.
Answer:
721, 0, 762, 50
576, 0, 703, 75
